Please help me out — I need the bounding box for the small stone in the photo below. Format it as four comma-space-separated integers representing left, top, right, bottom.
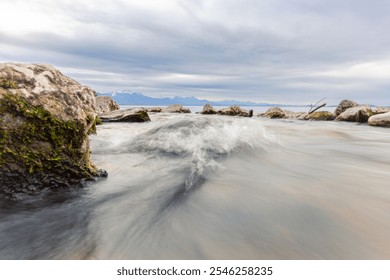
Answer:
99, 108, 151, 122
304, 111, 335, 121
162, 104, 191, 113
96, 96, 120, 114
262, 107, 286, 119
334, 99, 358, 116
217, 105, 250, 117
201, 104, 217, 114
368, 112, 390, 127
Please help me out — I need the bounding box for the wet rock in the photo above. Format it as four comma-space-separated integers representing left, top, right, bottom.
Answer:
217, 105, 250, 117
304, 111, 335, 121
261, 107, 286, 119
368, 112, 390, 127
99, 108, 151, 122
373, 107, 390, 115
144, 107, 163, 113
95, 96, 120, 114
335, 105, 373, 123
162, 104, 191, 113
201, 104, 217, 114
0, 63, 104, 200
284, 110, 307, 119
334, 99, 358, 116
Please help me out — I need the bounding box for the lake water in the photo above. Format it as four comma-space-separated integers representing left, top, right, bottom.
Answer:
0, 113, 389, 259
121, 105, 325, 114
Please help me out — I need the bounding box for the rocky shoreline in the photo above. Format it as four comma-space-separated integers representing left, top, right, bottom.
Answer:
1, 63, 389, 200
256, 99, 390, 126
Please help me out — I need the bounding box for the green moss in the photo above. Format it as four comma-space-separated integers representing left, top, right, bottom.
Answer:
87, 115, 102, 134
137, 110, 149, 119
0, 94, 96, 178
308, 111, 335, 121
0, 78, 17, 89
95, 116, 102, 125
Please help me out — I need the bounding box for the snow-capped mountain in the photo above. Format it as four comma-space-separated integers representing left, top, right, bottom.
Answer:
98, 91, 274, 106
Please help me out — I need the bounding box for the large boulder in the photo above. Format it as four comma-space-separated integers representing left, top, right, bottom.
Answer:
201, 104, 217, 114
0, 63, 105, 200
96, 96, 120, 114
368, 112, 390, 127
162, 104, 191, 113
304, 111, 335, 121
260, 107, 286, 119
335, 105, 373, 123
334, 99, 358, 116
217, 105, 250, 117
99, 108, 150, 122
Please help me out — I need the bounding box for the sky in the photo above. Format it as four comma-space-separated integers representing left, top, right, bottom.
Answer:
1, 0, 390, 105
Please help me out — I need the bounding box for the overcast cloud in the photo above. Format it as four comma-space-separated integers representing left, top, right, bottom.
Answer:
1, 0, 390, 104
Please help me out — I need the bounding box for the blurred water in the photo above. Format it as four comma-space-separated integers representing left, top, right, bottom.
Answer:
1, 113, 390, 259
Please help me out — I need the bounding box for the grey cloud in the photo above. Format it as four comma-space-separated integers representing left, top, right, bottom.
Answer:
1, 0, 390, 105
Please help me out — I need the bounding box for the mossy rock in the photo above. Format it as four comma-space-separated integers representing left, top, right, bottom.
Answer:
0, 93, 101, 200
306, 111, 335, 121
262, 107, 286, 119
0, 78, 17, 89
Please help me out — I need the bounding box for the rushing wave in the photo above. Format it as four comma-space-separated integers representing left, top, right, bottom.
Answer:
1, 113, 390, 259
123, 116, 275, 190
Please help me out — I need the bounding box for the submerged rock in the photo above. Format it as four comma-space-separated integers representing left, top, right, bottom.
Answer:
0, 63, 105, 200
304, 111, 335, 121
201, 104, 217, 114
162, 104, 191, 113
335, 105, 373, 123
334, 99, 358, 116
260, 107, 286, 119
99, 108, 151, 122
368, 112, 390, 127
96, 96, 120, 114
217, 105, 250, 117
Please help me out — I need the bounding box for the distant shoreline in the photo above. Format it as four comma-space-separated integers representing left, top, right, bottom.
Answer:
119, 104, 334, 114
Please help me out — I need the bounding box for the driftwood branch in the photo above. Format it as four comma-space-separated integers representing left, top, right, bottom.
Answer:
308, 98, 327, 114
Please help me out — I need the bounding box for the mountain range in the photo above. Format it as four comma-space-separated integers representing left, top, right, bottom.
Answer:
98, 91, 296, 107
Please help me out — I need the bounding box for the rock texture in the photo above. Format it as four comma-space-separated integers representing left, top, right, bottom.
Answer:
162, 104, 191, 113
99, 108, 151, 122
144, 107, 163, 113
334, 99, 358, 116
373, 107, 390, 115
284, 110, 307, 119
217, 105, 250, 117
368, 112, 390, 127
304, 111, 335, 121
0, 63, 105, 200
260, 107, 286, 119
335, 105, 373, 123
201, 104, 217, 114
96, 96, 120, 114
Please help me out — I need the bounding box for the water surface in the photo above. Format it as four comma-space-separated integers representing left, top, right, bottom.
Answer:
1, 113, 389, 259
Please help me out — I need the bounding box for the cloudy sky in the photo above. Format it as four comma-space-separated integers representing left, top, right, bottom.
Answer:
1, 0, 389, 104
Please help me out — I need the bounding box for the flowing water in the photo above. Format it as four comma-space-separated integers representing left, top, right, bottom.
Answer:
1, 113, 390, 259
